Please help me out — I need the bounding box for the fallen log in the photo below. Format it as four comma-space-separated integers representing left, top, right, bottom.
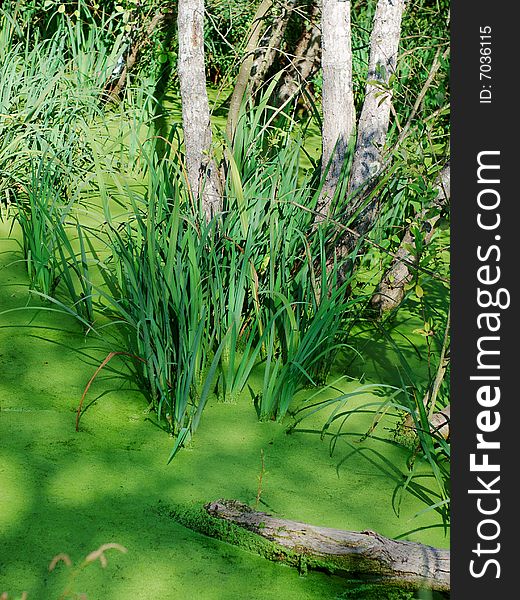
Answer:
204, 499, 450, 593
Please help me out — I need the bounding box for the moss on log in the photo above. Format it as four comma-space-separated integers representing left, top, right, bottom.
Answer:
161, 500, 449, 598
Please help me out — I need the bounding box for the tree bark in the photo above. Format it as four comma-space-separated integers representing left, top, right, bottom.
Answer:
178, 0, 222, 221
250, 1, 297, 95
320, 0, 407, 280
204, 499, 450, 592
106, 10, 166, 101
348, 0, 406, 202
226, 0, 273, 144
371, 165, 450, 314
277, 1, 321, 104
318, 0, 356, 215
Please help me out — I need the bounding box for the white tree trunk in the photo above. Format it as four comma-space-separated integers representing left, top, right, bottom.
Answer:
319, 0, 356, 215
348, 0, 406, 201
178, 0, 222, 221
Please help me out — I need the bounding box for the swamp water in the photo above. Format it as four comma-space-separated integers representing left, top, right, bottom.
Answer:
0, 218, 448, 599
1, 98, 448, 598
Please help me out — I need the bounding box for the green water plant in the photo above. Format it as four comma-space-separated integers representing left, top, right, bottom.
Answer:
0, 4, 124, 198
13, 157, 94, 325
289, 309, 450, 531
68, 86, 367, 453
93, 165, 214, 434
14, 159, 64, 297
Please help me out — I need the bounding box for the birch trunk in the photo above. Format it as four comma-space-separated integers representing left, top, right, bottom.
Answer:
319, 0, 356, 216
348, 0, 406, 203
178, 0, 222, 221
321, 0, 407, 275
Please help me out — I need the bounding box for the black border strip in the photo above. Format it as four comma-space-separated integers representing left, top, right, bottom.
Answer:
452, 1, 516, 596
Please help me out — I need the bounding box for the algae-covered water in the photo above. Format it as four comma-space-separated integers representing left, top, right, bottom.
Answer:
0, 95, 448, 598
0, 217, 448, 599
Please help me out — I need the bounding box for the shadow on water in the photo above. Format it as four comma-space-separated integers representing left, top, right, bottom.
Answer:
343, 271, 450, 392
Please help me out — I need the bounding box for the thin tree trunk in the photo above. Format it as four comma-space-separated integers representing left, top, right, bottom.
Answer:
204, 500, 451, 592
318, 0, 356, 215
321, 0, 406, 277
107, 10, 166, 100
226, 0, 273, 144
348, 0, 406, 202
178, 0, 222, 221
277, 1, 321, 104
251, 1, 297, 94
371, 165, 450, 314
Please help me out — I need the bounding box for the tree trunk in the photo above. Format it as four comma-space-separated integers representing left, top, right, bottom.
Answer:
204, 500, 450, 593
321, 0, 407, 278
226, 0, 273, 144
178, 0, 222, 221
318, 0, 356, 216
277, 1, 321, 104
348, 0, 406, 202
250, 1, 297, 95
106, 10, 166, 101
371, 165, 450, 314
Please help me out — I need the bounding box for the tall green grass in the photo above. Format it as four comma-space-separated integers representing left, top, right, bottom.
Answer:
3, 40, 367, 455
0, 5, 120, 196
95, 160, 221, 445
65, 88, 364, 453
1, 2, 152, 321
11, 156, 94, 324
2, 3, 449, 479
14, 159, 65, 297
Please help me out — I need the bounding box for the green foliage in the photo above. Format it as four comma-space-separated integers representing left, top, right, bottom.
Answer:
96, 163, 224, 445
83, 108, 361, 448
205, 0, 257, 84
13, 158, 94, 326
220, 92, 363, 420
14, 160, 65, 298
0, 3, 123, 199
